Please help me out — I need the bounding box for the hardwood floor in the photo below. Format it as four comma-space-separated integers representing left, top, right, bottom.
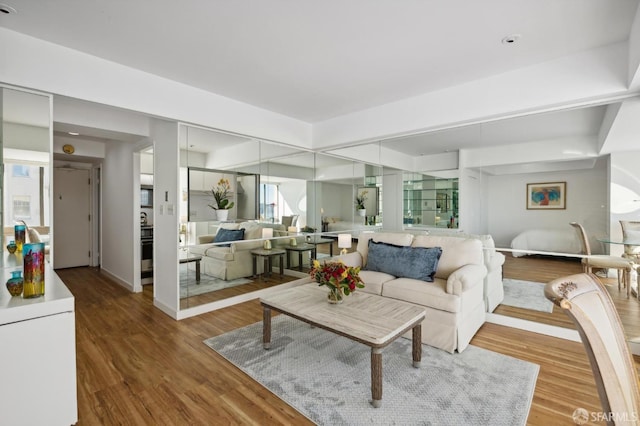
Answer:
56, 263, 640, 425
496, 253, 640, 340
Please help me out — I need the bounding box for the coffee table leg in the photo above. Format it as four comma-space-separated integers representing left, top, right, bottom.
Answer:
279, 254, 284, 276
195, 259, 201, 283
371, 347, 382, 408
412, 324, 422, 368
263, 306, 271, 349
298, 251, 303, 271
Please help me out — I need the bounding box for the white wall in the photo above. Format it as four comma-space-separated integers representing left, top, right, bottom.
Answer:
0, 28, 311, 148
101, 140, 135, 286
486, 163, 608, 249
609, 150, 640, 257
152, 119, 180, 318
319, 182, 352, 222
278, 180, 307, 227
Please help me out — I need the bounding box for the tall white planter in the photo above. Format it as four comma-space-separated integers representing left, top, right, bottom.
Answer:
217, 209, 229, 221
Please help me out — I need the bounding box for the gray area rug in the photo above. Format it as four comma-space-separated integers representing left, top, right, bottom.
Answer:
204, 315, 539, 425
502, 278, 554, 313
179, 268, 250, 298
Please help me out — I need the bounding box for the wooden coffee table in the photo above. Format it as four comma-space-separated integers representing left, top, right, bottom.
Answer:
260, 283, 426, 408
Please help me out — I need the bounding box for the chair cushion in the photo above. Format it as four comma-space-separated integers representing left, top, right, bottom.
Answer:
214, 228, 245, 247
363, 240, 442, 282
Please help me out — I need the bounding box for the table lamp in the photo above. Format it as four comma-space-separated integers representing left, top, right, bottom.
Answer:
288, 226, 298, 246
338, 233, 351, 255
262, 228, 273, 250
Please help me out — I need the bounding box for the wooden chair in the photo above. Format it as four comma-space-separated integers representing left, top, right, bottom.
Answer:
545, 273, 640, 425
570, 222, 634, 297
620, 220, 640, 260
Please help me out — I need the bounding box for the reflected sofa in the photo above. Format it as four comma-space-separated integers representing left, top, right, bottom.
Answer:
334, 232, 487, 353
189, 222, 288, 280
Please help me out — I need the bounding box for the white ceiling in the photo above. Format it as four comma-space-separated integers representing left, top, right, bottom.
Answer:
383, 105, 608, 156
1, 0, 638, 123
1, 0, 639, 172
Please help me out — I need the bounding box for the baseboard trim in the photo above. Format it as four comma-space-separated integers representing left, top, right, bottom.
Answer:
154, 299, 178, 320
177, 275, 313, 320
100, 268, 141, 293
486, 312, 581, 342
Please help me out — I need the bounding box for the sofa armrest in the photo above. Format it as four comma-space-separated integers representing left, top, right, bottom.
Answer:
446, 264, 487, 296
487, 251, 506, 271
229, 239, 264, 253
198, 235, 216, 244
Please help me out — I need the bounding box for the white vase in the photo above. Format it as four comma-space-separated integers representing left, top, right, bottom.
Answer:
216, 209, 229, 221
357, 208, 366, 217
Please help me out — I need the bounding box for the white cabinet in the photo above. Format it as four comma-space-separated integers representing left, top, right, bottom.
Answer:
0, 266, 77, 426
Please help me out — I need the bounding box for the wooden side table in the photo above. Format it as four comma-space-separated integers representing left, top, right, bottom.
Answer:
251, 248, 285, 280
283, 243, 317, 271
179, 253, 202, 282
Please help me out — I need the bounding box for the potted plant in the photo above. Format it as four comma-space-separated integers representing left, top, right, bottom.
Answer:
355, 190, 368, 216
208, 178, 235, 221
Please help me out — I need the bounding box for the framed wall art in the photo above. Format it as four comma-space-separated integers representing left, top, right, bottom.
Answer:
526, 182, 566, 210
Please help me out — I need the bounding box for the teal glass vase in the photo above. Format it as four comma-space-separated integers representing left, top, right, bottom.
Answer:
6, 270, 24, 296
6, 240, 17, 254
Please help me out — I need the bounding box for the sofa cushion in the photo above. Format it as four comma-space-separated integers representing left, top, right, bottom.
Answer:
364, 240, 442, 282
214, 228, 245, 246
205, 246, 235, 261
358, 270, 396, 295
383, 277, 461, 313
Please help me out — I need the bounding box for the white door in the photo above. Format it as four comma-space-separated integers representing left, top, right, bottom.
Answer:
54, 168, 91, 269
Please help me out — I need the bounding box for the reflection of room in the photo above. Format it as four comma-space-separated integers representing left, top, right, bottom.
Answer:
177, 125, 387, 310
1, 88, 51, 253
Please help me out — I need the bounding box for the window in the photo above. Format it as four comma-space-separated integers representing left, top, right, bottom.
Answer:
12, 165, 31, 177
259, 183, 279, 222
3, 163, 50, 227
13, 195, 31, 220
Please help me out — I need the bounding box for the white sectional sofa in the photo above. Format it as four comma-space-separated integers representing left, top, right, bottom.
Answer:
334, 232, 487, 353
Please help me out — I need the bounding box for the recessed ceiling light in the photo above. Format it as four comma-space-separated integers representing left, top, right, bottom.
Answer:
501, 34, 521, 45
0, 3, 17, 14
68, 131, 80, 136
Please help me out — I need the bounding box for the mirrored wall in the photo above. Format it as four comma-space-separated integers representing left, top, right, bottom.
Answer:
177, 124, 384, 310
1, 86, 52, 271
351, 98, 640, 344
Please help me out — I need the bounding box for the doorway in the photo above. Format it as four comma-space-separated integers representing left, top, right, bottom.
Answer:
54, 167, 91, 269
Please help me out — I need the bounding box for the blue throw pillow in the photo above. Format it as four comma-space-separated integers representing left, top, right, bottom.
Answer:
214, 228, 245, 247
364, 240, 442, 282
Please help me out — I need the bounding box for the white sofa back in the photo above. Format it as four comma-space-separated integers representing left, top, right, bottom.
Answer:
355, 232, 484, 279
412, 235, 483, 279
